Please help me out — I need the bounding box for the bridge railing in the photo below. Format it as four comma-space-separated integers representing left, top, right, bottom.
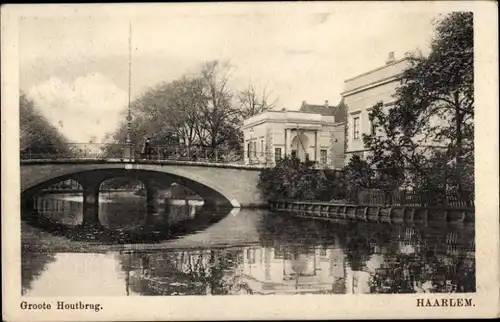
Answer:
149, 145, 244, 164
20, 143, 251, 165
21, 143, 129, 160
20, 144, 339, 168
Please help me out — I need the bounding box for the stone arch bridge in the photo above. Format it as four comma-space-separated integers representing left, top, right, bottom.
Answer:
21, 160, 265, 225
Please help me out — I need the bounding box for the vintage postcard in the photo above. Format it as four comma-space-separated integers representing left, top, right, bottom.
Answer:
2, 1, 499, 321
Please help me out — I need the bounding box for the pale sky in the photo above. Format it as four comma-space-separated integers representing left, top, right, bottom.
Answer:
19, 3, 445, 143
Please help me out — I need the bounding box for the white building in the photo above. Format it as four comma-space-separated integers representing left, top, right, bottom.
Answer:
241, 101, 346, 168
342, 51, 449, 166
342, 52, 411, 162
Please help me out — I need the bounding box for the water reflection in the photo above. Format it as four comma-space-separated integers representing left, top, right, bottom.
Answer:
31, 192, 204, 230
24, 193, 211, 243
22, 199, 475, 295
21, 250, 57, 295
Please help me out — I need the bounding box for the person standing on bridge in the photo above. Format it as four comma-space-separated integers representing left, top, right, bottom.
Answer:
141, 137, 152, 160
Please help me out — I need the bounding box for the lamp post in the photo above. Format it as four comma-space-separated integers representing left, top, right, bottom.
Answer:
123, 21, 134, 161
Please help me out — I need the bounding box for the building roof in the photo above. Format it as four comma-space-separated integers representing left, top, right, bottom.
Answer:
344, 52, 410, 83
299, 99, 347, 123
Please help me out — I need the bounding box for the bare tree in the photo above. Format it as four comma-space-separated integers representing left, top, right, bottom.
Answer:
109, 60, 262, 151
166, 76, 206, 147
110, 77, 203, 147
198, 60, 242, 149
238, 82, 278, 118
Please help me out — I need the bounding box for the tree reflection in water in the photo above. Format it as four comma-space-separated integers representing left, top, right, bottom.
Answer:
21, 250, 57, 295
21, 223, 58, 295
117, 249, 248, 295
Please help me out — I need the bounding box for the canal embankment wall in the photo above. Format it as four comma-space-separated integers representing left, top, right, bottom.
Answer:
268, 200, 474, 224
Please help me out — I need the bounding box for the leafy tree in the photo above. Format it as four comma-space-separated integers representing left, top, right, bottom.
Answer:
345, 155, 372, 189
363, 12, 474, 200
19, 92, 70, 158
316, 168, 348, 201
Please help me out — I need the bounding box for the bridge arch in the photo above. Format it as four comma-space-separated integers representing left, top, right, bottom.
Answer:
23, 169, 233, 209
21, 161, 264, 209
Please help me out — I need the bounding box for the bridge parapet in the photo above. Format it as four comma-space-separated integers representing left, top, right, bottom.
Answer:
20, 143, 279, 167
21, 143, 241, 162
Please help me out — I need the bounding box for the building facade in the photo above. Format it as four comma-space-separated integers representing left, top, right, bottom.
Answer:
242, 101, 346, 168
341, 52, 410, 162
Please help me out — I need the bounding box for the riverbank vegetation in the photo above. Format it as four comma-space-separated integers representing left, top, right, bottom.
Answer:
20, 92, 70, 156
258, 157, 348, 202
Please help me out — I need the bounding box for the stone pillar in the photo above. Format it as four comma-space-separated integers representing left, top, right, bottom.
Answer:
284, 128, 289, 157
143, 179, 171, 230
314, 130, 318, 162
146, 185, 161, 214
82, 183, 100, 226
122, 143, 134, 161
265, 127, 273, 166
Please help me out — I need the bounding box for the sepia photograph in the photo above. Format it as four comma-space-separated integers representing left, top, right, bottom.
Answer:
2, 1, 498, 321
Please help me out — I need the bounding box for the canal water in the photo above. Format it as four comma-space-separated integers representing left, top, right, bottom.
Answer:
21, 193, 475, 296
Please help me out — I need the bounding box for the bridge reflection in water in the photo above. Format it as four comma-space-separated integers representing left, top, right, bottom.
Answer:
22, 194, 475, 296
31, 192, 202, 230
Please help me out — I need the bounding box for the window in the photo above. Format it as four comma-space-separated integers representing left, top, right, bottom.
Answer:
291, 150, 297, 159
247, 142, 251, 158
305, 153, 310, 162
320, 150, 327, 164
274, 148, 282, 162
253, 142, 257, 156
260, 140, 264, 156
353, 117, 360, 139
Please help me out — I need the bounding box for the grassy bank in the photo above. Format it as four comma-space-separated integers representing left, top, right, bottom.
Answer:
21, 222, 117, 253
